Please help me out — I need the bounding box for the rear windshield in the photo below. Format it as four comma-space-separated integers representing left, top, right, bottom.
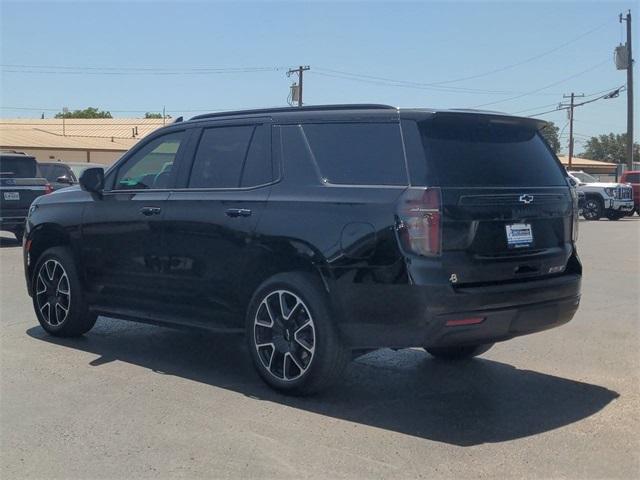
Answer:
40, 164, 75, 182
623, 173, 640, 183
419, 119, 566, 187
0, 156, 38, 178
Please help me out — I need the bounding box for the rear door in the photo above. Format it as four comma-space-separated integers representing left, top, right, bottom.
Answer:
410, 114, 573, 285
162, 120, 273, 327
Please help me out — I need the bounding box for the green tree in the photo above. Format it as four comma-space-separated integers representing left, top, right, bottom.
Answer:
580, 133, 640, 163
540, 121, 560, 153
144, 112, 163, 119
54, 107, 112, 119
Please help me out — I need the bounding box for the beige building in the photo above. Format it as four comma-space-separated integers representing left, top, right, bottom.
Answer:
0, 118, 167, 166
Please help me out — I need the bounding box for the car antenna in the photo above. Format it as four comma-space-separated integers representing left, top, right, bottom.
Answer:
174, 116, 183, 123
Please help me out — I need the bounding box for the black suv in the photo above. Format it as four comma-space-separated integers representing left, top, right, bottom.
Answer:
23, 105, 582, 394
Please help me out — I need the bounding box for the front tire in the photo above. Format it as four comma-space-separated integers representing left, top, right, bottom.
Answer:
32, 247, 97, 337
582, 197, 603, 220
425, 343, 494, 360
246, 272, 348, 395
13, 228, 24, 242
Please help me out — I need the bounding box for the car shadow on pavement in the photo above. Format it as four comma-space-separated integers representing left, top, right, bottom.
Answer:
26, 319, 619, 447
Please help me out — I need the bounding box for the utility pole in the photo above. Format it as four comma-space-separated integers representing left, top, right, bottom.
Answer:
561, 93, 584, 168
287, 66, 310, 106
620, 11, 634, 169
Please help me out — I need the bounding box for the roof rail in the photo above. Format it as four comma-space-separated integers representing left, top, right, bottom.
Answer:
190, 104, 396, 121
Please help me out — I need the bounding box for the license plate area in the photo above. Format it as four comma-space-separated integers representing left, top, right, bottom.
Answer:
3, 192, 20, 200
505, 223, 533, 249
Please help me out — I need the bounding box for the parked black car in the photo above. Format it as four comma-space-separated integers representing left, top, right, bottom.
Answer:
40, 162, 107, 190
39, 162, 77, 190
23, 105, 582, 394
1, 150, 52, 241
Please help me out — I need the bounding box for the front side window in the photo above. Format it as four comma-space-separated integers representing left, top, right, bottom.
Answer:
114, 131, 184, 190
188, 125, 255, 188
570, 171, 597, 183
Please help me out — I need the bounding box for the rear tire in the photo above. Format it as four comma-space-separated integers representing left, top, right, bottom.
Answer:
425, 343, 494, 360
13, 229, 24, 242
32, 247, 97, 337
582, 197, 603, 220
246, 272, 349, 395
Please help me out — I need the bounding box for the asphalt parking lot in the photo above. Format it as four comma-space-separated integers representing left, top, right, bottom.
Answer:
1, 218, 638, 479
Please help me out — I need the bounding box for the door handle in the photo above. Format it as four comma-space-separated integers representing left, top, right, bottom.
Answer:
139, 206, 162, 216
225, 208, 252, 218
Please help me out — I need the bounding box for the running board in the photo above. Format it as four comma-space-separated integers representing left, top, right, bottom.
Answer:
89, 305, 244, 334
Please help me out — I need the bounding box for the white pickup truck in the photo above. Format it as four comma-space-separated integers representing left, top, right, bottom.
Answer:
567, 170, 634, 221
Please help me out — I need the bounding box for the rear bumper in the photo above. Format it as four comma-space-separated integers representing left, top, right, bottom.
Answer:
334, 269, 581, 349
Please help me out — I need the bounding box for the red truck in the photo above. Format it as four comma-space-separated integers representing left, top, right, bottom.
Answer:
620, 170, 640, 216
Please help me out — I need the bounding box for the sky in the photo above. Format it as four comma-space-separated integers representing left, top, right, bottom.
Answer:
0, 0, 637, 155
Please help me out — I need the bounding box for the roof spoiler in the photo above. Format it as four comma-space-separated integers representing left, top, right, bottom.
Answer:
429, 110, 548, 130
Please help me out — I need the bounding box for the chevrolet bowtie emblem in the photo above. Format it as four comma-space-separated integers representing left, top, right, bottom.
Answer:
519, 194, 534, 204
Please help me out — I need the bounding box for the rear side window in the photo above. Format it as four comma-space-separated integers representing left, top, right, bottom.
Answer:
240, 125, 272, 187
0, 156, 37, 178
302, 123, 407, 185
419, 119, 566, 187
189, 126, 254, 188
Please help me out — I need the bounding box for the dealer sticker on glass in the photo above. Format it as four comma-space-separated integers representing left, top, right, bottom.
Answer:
505, 223, 533, 249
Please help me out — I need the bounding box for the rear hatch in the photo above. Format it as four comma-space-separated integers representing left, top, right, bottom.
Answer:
0, 155, 48, 217
418, 113, 573, 285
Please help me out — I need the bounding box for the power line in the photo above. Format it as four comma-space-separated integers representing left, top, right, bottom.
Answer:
0, 67, 288, 76
312, 21, 611, 90
471, 59, 610, 108
311, 70, 564, 96
0, 63, 290, 72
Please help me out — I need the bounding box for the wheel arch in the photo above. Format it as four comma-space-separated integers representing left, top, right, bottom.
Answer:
27, 223, 74, 288
238, 238, 335, 321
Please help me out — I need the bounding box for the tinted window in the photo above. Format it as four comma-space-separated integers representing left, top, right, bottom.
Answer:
0, 156, 37, 178
40, 164, 74, 182
419, 119, 566, 187
189, 126, 253, 188
115, 131, 184, 190
240, 125, 272, 187
624, 173, 640, 183
70, 164, 104, 179
302, 123, 407, 185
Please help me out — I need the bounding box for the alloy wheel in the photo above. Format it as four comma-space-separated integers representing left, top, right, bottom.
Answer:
583, 200, 600, 220
253, 290, 316, 381
35, 259, 71, 327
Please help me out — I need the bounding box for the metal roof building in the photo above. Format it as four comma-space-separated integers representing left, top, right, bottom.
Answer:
0, 118, 166, 165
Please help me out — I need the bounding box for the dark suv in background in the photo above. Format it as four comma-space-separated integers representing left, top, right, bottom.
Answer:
23, 105, 582, 394
1, 150, 52, 240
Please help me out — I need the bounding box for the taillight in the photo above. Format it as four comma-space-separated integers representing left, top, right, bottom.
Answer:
396, 187, 442, 256
44, 183, 53, 195
569, 187, 579, 243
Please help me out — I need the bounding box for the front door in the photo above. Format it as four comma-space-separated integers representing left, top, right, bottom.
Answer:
81, 129, 189, 312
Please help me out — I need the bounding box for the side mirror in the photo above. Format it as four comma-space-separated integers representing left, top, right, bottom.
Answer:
79, 168, 104, 195
56, 175, 73, 185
